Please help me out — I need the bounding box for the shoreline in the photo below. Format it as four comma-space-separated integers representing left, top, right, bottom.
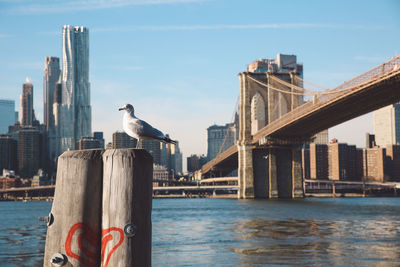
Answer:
2, 194, 399, 201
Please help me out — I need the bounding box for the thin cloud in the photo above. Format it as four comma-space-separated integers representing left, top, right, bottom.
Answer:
92, 23, 379, 33
6, 61, 43, 71
5, 0, 208, 14
0, 33, 15, 38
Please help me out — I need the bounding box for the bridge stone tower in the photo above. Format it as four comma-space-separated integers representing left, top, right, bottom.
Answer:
238, 54, 304, 199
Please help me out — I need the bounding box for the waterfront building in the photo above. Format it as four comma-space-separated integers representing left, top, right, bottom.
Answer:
153, 164, 169, 181
328, 141, 359, 181
31, 169, 49, 187
93, 131, 105, 149
0, 135, 17, 172
362, 147, 387, 182
18, 128, 40, 178
112, 131, 137, 148
20, 78, 35, 126
207, 123, 237, 161
60, 25, 91, 152
0, 99, 15, 134
373, 103, 400, 147
385, 144, 400, 181
76, 136, 102, 150
309, 144, 329, 179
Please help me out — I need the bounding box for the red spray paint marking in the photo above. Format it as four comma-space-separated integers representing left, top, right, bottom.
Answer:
101, 227, 124, 267
65, 223, 125, 267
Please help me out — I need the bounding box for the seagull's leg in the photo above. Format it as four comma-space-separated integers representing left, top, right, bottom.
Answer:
136, 139, 140, 149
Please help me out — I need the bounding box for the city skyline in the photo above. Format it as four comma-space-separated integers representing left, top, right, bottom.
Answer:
0, 0, 399, 166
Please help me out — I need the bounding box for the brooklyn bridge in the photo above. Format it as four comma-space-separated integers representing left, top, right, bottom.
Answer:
198, 55, 400, 199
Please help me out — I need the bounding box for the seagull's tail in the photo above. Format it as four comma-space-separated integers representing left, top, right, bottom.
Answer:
164, 136, 177, 144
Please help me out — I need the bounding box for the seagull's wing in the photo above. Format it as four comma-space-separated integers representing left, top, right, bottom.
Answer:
127, 116, 165, 140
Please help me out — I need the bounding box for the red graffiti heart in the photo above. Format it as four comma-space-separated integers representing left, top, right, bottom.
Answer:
101, 227, 124, 267
65, 223, 124, 267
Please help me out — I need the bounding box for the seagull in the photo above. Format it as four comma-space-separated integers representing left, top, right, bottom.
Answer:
119, 103, 177, 148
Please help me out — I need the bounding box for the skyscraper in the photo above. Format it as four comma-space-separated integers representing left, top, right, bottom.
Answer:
0, 134, 17, 172
60, 25, 91, 151
112, 131, 137, 148
48, 77, 63, 166
44, 57, 60, 132
373, 103, 400, 147
164, 140, 183, 176
207, 123, 237, 161
93, 131, 105, 149
18, 127, 40, 178
141, 140, 161, 165
20, 78, 34, 126
0, 99, 15, 134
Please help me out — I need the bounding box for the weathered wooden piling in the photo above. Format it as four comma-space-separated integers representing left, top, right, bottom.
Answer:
43, 148, 152, 267
102, 149, 153, 267
43, 149, 104, 267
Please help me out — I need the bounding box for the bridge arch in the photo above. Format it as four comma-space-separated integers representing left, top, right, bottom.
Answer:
251, 91, 266, 134
272, 91, 291, 121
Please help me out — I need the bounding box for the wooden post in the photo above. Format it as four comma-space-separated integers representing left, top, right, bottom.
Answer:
43, 149, 104, 267
102, 149, 153, 267
332, 182, 336, 198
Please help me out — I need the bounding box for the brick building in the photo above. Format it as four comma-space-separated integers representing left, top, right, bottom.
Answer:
309, 144, 328, 179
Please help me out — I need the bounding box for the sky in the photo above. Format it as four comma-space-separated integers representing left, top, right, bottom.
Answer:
0, 0, 399, 171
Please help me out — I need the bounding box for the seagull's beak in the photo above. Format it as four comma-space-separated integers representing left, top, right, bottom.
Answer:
118, 107, 125, 111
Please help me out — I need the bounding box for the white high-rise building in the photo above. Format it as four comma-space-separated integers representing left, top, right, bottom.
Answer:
20, 78, 34, 126
60, 25, 91, 151
373, 103, 400, 147
0, 99, 15, 134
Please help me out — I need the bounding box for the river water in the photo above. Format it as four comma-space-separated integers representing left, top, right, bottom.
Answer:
1, 198, 400, 266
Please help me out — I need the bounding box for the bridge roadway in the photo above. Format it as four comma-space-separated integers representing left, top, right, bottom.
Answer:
201, 57, 400, 177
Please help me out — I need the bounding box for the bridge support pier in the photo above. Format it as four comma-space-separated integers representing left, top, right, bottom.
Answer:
238, 144, 255, 199
239, 145, 304, 199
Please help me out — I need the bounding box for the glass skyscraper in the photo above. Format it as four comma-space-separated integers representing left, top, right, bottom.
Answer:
0, 99, 15, 134
60, 25, 91, 151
